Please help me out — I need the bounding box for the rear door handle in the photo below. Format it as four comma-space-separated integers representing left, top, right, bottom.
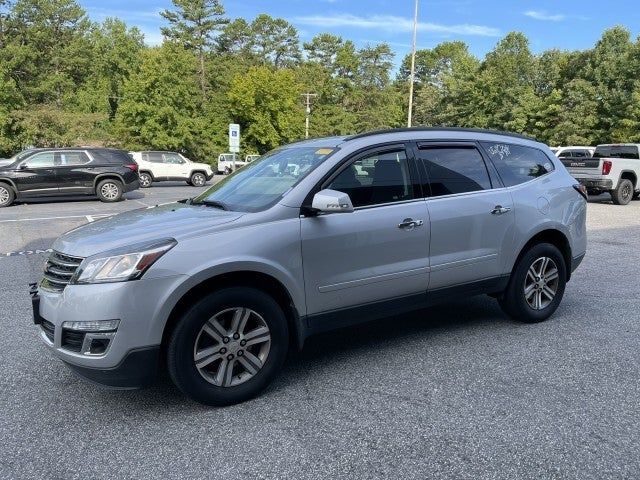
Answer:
491, 205, 511, 215
398, 218, 424, 230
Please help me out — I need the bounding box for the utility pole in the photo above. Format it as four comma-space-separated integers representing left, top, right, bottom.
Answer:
407, 0, 419, 127
301, 93, 317, 139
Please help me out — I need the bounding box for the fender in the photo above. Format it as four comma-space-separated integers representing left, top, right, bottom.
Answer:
93, 173, 126, 189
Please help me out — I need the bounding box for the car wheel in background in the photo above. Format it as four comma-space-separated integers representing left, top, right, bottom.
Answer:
633, 192, 640, 200
96, 179, 123, 203
139, 172, 153, 188
498, 243, 567, 323
0, 184, 15, 207
167, 287, 289, 406
611, 179, 633, 205
190, 172, 206, 187
224, 167, 232, 175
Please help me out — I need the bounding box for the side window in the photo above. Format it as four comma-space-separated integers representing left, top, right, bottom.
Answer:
22, 152, 55, 168
327, 150, 414, 208
558, 150, 571, 158
163, 153, 184, 164
59, 152, 90, 166
481, 142, 555, 187
148, 152, 164, 163
419, 147, 491, 197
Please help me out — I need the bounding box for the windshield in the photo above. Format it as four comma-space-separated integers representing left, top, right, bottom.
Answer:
194, 146, 337, 212
593, 145, 639, 159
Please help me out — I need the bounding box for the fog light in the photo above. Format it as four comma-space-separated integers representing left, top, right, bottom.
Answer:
62, 320, 119, 332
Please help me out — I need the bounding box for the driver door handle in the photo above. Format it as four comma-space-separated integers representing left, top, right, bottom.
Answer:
491, 205, 511, 215
398, 218, 423, 230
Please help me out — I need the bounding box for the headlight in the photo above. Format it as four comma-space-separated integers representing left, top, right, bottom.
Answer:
71, 238, 176, 284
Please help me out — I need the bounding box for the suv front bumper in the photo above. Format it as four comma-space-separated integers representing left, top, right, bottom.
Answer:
33, 274, 186, 388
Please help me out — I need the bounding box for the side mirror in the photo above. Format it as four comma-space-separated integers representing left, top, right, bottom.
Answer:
311, 189, 354, 214
19, 164, 28, 170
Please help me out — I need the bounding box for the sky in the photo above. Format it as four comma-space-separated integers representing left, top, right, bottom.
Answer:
78, 0, 640, 63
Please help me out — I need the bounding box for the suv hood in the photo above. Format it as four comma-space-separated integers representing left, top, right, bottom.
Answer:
0, 159, 13, 168
53, 203, 243, 258
193, 161, 213, 170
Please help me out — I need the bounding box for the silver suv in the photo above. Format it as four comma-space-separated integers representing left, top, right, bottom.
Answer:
32, 128, 587, 406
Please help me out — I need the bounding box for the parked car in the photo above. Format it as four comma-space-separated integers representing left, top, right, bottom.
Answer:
32, 128, 587, 406
129, 151, 214, 188
0, 148, 139, 207
560, 143, 640, 205
217, 153, 248, 174
551, 146, 595, 158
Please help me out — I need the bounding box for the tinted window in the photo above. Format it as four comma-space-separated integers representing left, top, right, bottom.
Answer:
419, 147, 491, 196
328, 150, 413, 207
59, 152, 90, 166
22, 152, 55, 168
481, 142, 554, 187
593, 145, 639, 159
163, 153, 184, 164
148, 152, 164, 163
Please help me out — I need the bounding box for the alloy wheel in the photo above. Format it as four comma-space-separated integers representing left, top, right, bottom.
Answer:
140, 174, 151, 187
192, 174, 205, 186
524, 256, 559, 310
0, 186, 9, 205
622, 182, 632, 202
193, 307, 271, 387
100, 182, 119, 200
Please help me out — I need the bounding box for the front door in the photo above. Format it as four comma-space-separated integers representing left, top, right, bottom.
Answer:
14, 151, 58, 197
163, 153, 189, 180
414, 143, 515, 290
301, 146, 430, 316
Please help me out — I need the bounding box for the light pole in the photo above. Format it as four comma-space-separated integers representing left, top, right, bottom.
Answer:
301, 93, 317, 139
407, 0, 419, 127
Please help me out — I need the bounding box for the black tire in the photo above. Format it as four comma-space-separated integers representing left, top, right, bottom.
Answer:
611, 179, 634, 205
224, 167, 232, 175
167, 287, 289, 406
96, 178, 123, 202
139, 172, 153, 188
0, 183, 15, 207
633, 192, 640, 200
498, 243, 567, 323
190, 172, 206, 187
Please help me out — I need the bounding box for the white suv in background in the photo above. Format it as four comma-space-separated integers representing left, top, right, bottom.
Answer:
130, 151, 214, 188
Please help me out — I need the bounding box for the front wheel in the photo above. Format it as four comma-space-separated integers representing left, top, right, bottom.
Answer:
498, 243, 567, 323
190, 172, 206, 187
96, 179, 123, 202
611, 179, 633, 205
167, 287, 289, 406
0, 184, 15, 207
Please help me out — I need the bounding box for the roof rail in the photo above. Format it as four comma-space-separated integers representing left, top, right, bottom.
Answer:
344, 127, 537, 142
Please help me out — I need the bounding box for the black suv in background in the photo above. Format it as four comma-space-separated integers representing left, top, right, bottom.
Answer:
0, 148, 140, 207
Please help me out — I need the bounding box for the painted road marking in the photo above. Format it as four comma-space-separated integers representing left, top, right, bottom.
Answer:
1, 249, 52, 257
0, 213, 114, 224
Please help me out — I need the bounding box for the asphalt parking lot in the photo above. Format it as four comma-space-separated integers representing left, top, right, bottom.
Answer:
1, 186, 639, 480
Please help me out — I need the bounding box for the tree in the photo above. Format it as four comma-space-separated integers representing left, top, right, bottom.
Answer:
216, 18, 252, 55
160, 0, 227, 99
228, 66, 303, 152
250, 14, 301, 68
303, 33, 343, 69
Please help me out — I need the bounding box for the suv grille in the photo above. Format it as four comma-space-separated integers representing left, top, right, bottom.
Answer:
41, 319, 55, 342
41, 251, 84, 292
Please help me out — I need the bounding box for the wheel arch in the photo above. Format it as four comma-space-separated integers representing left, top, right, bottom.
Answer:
513, 228, 572, 281
161, 270, 306, 355
139, 169, 155, 180
620, 170, 637, 188
0, 178, 17, 192
93, 173, 125, 190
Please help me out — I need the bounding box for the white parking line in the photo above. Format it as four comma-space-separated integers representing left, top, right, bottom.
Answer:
0, 214, 115, 224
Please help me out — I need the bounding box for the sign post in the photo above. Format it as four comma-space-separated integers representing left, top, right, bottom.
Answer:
229, 123, 240, 171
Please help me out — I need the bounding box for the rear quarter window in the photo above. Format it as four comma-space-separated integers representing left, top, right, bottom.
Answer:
481, 142, 554, 187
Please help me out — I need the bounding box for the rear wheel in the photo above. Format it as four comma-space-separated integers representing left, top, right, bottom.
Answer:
190, 172, 206, 187
96, 179, 123, 202
139, 172, 152, 188
0, 184, 15, 207
167, 287, 288, 406
611, 179, 634, 205
498, 243, 566, 323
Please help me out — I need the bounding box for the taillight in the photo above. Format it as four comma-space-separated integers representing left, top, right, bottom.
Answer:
602, 160, 612, 175
125, 163, 138, 172
573, 184, 588, 200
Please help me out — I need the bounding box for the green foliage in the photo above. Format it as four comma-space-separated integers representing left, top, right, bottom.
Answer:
1, 0, 640, 158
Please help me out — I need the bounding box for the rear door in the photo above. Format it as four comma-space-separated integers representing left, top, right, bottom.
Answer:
14, 151, 58, 196
414, 142, 515, 290
55, 151, 94, 194
147, 152, 168, 178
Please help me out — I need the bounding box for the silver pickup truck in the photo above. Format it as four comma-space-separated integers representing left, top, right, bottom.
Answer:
560, 143, 640, 205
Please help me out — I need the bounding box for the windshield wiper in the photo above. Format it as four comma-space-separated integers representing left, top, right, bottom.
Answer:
192, 199, 228, 210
